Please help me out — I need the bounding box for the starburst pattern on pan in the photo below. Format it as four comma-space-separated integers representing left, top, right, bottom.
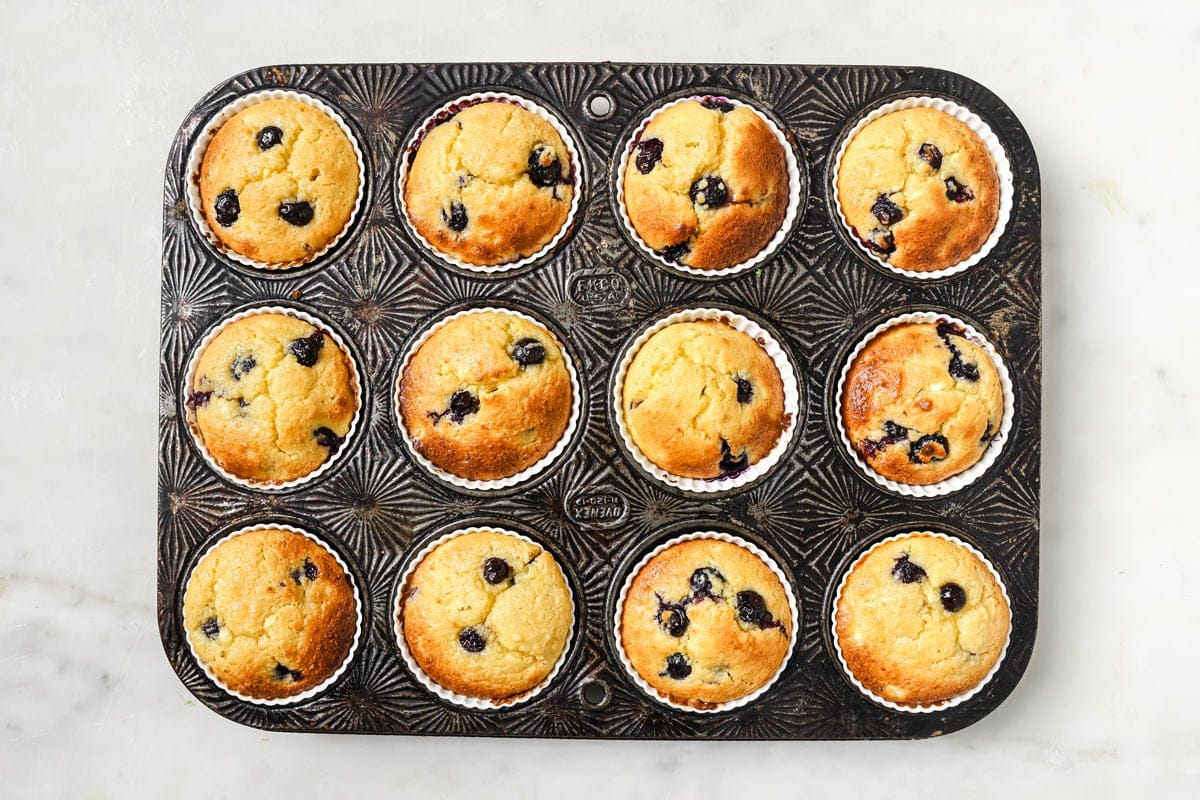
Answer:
505, 692, 601, 738
609, 63, 712, 117
402, 694, 501, 737
519, 63, 616, 162
601, 680, 703, 738
304, 259, 417, 366
419, 63, 516, 100
347, 186, 412, 275
728, 459, 808, 554
160, 247, 231, 367
158, 450, 245, 562
227, 64, 327, 96
299, 646, 419, 732
795, 66, 904, 142
802, 261, 899, 359
405, 263, 516, 318
327, 64, 421, 154
624, 261, 716, 317
799, 458, 908, 574
706, 683, 814, 739
298, 454, 415, 553
720, 254, 814, 349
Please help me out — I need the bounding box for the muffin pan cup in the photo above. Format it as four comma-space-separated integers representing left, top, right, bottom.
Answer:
185, 89, 367, 271
613, 531, 800, 714
833, 310, 1015, 498
396, 91, 585, 274
181, 522, 365, 707
829, 530, 1013, 713
181, 304, 365, 493
614, 94, 805, 278
829, 95, 1014, 280
160, 63, 1040, 739
392, 526, 578, 710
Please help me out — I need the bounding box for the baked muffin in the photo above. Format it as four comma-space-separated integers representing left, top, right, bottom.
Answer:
199, 97, 360, 265
836, 106, 999, 272
619, 538, 792, 708
835, 533, 1010, 707
399, 529, 573, 701
403, 101, 575, 266
622, 98, 788, 270
622, 319, 786, 480
399, 311, 572, 481
842, 321, 1003, 485
183, 527, 358, 700
187, 312, 358, 484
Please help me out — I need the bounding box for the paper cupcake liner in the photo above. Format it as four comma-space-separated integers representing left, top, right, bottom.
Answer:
392, 526, 577, 710
614, 94, 803, 278
182, 522, 364, 706
830, 95, 1014, 280
393, 306, 582, 492
185, 89, 366, 271
612, 308, 801, 494
182, 305, 364, 492
835, 311, 1014, 498
613, 531, 800, 714
830, 530, 1013, 713
396, 92, 583, 274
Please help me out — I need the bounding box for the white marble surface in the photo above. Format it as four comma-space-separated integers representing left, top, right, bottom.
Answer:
1, 1, 1198, 796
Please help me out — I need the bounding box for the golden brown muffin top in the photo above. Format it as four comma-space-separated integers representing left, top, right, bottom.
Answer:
836, 106, 999, 272
835, 534, 1009, 707
199, 97, 359, 266
620, 538, 792, 708
183, 527, 358, 700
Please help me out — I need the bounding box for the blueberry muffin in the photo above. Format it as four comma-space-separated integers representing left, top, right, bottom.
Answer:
399, 311, 572, 481
836, 107, 999, 272
187, 312, 358, 484
620, 538, 792, 708
403, 101, 574, 266
622, 99, 789, 270
400, 529, 573, 701
842, 321, 1003, 485
199, 97, 360, 265
622, 319, 786, 480
183, 527, 358, 700
835, 534, 1009, 707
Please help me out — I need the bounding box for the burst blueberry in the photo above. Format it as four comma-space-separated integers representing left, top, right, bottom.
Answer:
944, 177, 975, 203
662, 653, 692, 680
527, 144, 566, 188
313, 426, 344, 451
256, 125, 283, 150
689, 175, 728, 209
635, 138, 664, 174
891, 554, 926, 584
908, 433, 950, 464
718, 438, 749, 478
459, 627, 486, 653
871, 194, 904, 226
230, 353, 256, 380
202, 617, 220, 639
734, 376, 753, 404
659, 242, 690, 263
279, 200, 314, 226
213, 189, 240, 227
482, 557, 511, 585
511, 338, 546, 368
919, 142, 943, 170
288, 331, 325, 367
442, 201, 468, 232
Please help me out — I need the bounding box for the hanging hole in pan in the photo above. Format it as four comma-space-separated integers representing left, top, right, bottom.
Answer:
580, 679, 610, 708
586, 91, 614, 120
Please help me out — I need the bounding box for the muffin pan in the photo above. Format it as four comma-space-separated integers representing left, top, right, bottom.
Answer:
159, 62, 1040, 739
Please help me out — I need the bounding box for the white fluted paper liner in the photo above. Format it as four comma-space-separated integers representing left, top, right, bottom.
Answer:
830, 531, 1012, 713
835, 311, 1013, 498
613, 531, 800, 714
183, 523, 364, 706
392, 527, 577, 710
182, 305, 363, 492
394, 307, 581, 491
830, 95, 1013, 280
614, 95, 802, 278
396, 92, 583, 274
612, 308, 801, 493
185, 89, 366, 271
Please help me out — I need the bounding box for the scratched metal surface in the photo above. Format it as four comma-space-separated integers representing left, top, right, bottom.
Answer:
158, 63, 1041, 738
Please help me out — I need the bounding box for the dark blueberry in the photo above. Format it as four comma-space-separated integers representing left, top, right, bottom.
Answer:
482, 557, 511, 585
871, 194, 905, 226
256, 125, 283, 150
304, 558, 318, 581
655, 598, 690, 638
688, 175, 728, 209
634, 137, 664, 174
448, 390, 480, 424
736, 590, 776, 628
908, 433, 950, 464
918, 142, 943, 170
185, 391, 211, 410
273, 663, 303, 682
662, 653, 692, 680
717, 438, 749, 478
291, 567, 302, 585
944, 177, 975, 203
287, 331, 325, 367
980, 423, 997, 443
279, 200, 314, 226
734, 376, 753, 404
658, 242, 690, 263
442, 200, 468, 232
940, 582, 967, 612
701, 98, 736, 113
313, 426, 344, 452
936, 323, 981, 382
861, 420, 910, 458
689, 567, 724, 598
201, 617, 220, 639
892, 554, 927, 584
459, 627, 486, 653
527, 143, 566, 188
213, 189, 239, 227
862, 227, 896, 256
511, 338, 546, 368
230, 353, 256, 381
